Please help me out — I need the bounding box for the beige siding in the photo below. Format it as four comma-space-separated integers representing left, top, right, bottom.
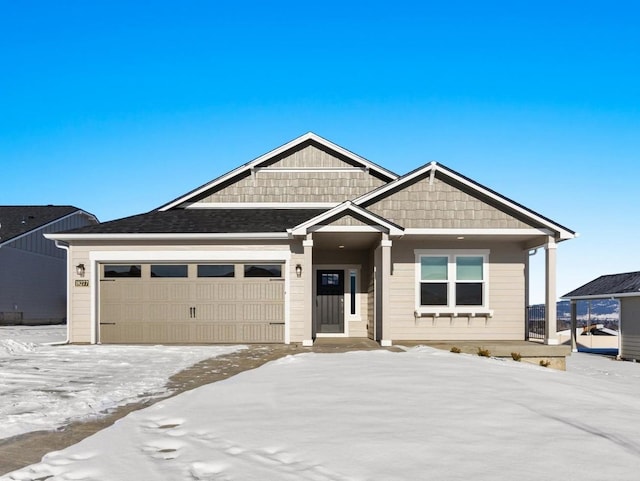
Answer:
324, 214, 371, 227
364, 174, 534, 229
386, 240, 526, 341
621, 297, 640, 360
194, 145, 387, 205
270, 143, 357, 168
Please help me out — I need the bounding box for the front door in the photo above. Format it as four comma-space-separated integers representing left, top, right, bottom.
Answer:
316, 270, 345, 334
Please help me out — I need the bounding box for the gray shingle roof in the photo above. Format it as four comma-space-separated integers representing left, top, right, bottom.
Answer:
62, 209, 329, 234
0, 205, 80, 244
563, 272, 640, 298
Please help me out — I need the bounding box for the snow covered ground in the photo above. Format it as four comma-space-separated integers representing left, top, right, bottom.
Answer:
0, 326, 243, 440
4, 343, 640, 481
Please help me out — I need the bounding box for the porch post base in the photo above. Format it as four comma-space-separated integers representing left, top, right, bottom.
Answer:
544, 338, 560, 346
302, 339, 314, 347
381, 339, 393, 347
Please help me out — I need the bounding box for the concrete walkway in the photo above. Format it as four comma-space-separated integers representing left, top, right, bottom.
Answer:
0, 339, 393, 475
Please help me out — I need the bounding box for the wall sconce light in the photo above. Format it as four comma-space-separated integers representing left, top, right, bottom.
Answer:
295, 264, 302, 278
76, 263, 86, 277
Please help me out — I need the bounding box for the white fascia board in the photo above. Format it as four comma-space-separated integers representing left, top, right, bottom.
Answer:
159, 132, 397, 211
354, 162, 575, 240
561, 292, 640, 300
186, 202, 339, 209
403, 228, 555, 236
45, 233, 291, 241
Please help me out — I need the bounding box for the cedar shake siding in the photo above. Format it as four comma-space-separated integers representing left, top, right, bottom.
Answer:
362, 173, 537, 229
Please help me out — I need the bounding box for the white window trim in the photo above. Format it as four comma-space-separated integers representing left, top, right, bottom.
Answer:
414, 249, 492, 317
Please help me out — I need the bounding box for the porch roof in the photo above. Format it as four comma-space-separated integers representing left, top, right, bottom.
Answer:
562, 271, 640, 299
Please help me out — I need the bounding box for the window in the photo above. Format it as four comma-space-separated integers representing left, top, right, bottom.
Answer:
244, 264, 282, 278
104, 265, 141, 278
349, 271, 357, 315
150, 264, 188, 278
416, 250, 489, 310
197, 264, 235, 278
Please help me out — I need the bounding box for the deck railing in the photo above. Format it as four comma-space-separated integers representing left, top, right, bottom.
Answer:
526, 305, 546, 340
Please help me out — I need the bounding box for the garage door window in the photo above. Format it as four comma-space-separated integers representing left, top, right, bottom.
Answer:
244, 264, 282, 278
197, 264, 235, 277
104, 265, 141, 278
151, 265, 188, 278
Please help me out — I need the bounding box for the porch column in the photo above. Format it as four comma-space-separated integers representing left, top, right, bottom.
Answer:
302, 234, 314, 346
380, 233, 393, 347
570, 300, 578, 352
544, 237, 559, 345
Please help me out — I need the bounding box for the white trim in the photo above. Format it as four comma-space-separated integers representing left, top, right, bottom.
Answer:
354, 163, 575, 240
380, 239, 393, 247
380, 340, 393, 347
46, 232, 291, 241
302, 339, 314, 346
403, 228, 555, 236
88, 250, 292, 345
186, 202, 338, 209
158, 132, 397, 211
414, 249, 490, 315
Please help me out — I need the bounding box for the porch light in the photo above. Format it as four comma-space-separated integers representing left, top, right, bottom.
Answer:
76, 263, 86, 277
295, 264, 302, 278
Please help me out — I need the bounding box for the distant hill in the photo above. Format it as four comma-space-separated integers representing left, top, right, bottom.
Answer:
530, 299, 619, 331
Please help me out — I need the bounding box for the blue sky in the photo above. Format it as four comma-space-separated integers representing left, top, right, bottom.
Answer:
1, 1, 639, 303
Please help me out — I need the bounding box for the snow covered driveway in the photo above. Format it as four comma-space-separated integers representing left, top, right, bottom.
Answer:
0, 326, 243, 440
5, 346, 640, 481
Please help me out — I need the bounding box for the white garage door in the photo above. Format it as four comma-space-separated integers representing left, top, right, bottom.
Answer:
99, 263, 285, 343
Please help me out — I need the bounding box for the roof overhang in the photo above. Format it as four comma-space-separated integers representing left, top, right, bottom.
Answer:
44, 232, 291, 242
158, 132, 398, 212
561, 292, 640, 301
353, 162, 576, 242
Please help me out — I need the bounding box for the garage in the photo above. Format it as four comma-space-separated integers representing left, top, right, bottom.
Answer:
99, 262, 285, 343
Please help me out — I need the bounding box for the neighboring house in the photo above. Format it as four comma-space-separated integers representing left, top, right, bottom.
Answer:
0, 206, 98, 325
563, 272, 640, 360
46, 133, 575, 346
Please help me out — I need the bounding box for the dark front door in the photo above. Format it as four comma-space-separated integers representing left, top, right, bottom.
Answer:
316, 270, 345, 334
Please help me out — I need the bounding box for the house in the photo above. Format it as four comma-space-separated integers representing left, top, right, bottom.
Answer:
563, 272, 640, 360
0, 206, 98, 325
46, 133, 575, 346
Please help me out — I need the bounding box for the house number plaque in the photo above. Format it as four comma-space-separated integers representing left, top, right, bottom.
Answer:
75, 280, 89, 287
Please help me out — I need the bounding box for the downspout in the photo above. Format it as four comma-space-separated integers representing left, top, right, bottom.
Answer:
54, 240, 71, 344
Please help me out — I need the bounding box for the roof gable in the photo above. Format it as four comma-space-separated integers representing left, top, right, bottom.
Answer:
159, 132, 398, 211
0, 205, 88, 245
289, 202, 404, 236
563, 272, 640, 299
354, 162, 575, 240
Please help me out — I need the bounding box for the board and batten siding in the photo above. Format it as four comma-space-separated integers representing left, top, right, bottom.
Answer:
621, 297, 640, 361
363, 174, 534, 229
386, 240, 526, 341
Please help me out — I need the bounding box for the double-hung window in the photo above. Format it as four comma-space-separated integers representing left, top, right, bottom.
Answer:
416, 250, 489, 312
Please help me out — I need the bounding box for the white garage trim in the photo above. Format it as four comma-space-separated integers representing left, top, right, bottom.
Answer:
89, 250, 292, 344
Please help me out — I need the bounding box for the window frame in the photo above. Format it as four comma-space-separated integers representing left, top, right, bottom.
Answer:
414, 249, 490, 314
